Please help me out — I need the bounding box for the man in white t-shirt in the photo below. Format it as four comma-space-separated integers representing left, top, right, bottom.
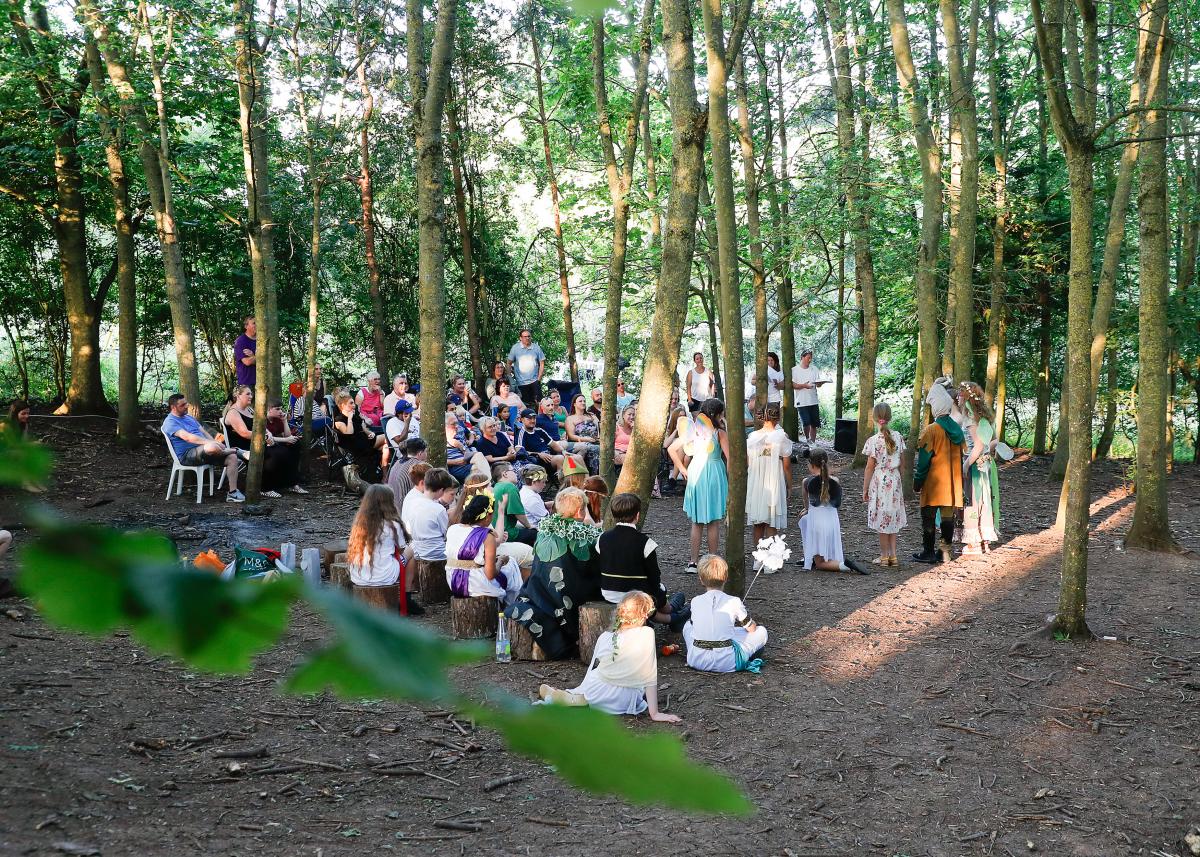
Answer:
791, 349, 824, 443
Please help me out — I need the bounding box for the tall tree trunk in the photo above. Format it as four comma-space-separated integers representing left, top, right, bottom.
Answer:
941, 0, 981, 381
448, 99, 484, 396
615, 0, 706, 518
701, 0, 750, 594
408, 0, 457, 467
886, 0, 943, 411
1125, 0, 1177, 552
354, 10, 390, 381
531, 26, 578, 383
769, 47, 798, 440
234, 0, 278, 500
1033, 282, 1053, 454
1093, 344, 1118, 459
84, 36, 138, 445
735, 55, 768, 426
982, 0, 1007, 421
698, 179, 726, 401
1031, 0, 1098, 638
592, 0, 654, 489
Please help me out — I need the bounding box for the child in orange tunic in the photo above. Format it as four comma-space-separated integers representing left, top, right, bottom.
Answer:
913, 384, 965, 564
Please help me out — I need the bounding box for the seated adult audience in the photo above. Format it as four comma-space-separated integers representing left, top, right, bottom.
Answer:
448, 375, 484, 416
564, 393, 601, 473
614, 404, 636, 467
490, 379, 524, 428
383, 373, 417, 417
401, 467, 458, 566
484, 361, 510, 402
384, 399, 416, 450
387, 437, 429, 507
492, 462, 536, 545
587, 388, 603, 420
475, 416, 519, 470
444, 411, 487, 482
445, 493, 523, 604
162, 393, 244, 503
223, 386, 305, 497
548, 388, 568, 433
516, 408, 564, 474
288, 382, 330, 433
503, 487, 603, 660
333, 390, 388, 484
356, 371, 385, 427
6, 399, 31, 437
615, 378, 635, 410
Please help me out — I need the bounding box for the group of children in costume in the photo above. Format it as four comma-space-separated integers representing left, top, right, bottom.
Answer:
345, 376, 1002, 724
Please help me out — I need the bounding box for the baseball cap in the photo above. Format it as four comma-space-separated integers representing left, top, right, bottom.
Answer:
520, 408, 536, 419
394, 399, 414, 415
446, 394, 463, 406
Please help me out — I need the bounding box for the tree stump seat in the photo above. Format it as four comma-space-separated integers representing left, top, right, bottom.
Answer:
508, 618, 546, 661
413, 558, 450, 605
577, 602, 617, 665
321, 540, 349, 573
329, 562, 353, 590
451, 596, 499, 639
353, 583, 400, 613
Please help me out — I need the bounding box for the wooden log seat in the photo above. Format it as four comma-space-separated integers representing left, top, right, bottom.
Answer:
329, 562, 353, 591
353, 583, 400, 613
577, 602, 617, 665
412, 558, 451, 605
508, 618, 546, 661
450, 596, 499, 639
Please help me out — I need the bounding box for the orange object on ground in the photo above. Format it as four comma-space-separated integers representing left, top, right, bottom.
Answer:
193, 550, 225, 574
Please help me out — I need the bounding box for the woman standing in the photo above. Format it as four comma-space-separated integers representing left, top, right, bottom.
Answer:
685, 352, 715, 412
958, 382, 1000, 554
745, 403, 792, 551
668, 398, 729, 573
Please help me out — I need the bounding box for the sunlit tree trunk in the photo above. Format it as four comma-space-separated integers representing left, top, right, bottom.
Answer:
772, 49, 798, 440
354, 6, 389, 381
448, 99, 483, 396
531, 25, 578, 383
1125, 0, 1178, 552
1033, 283, 1053, 454
982, 0, 1007, 426
1093, 345, 1118, 460
735, 55, 768, 428
408, 0, 457, 467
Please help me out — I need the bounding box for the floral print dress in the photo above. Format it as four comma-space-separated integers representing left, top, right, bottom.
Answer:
862, 430, 907, 535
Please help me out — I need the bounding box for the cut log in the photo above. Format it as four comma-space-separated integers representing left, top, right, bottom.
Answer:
508, 618, 546, 661
413, 558, 451, 605
321, 539, 349, 571
577, 602, 617, 665
354, 583, 400, 613
450, 596, 499, 639
329, 562, 353, 590
333, 552, 348, 565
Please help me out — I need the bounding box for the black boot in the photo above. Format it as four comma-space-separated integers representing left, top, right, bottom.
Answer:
912, 529, 940, 564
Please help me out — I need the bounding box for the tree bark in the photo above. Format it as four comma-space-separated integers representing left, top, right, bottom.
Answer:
448, 99, 484, 396
1033, 282, 1053, 454
354, 6, 390, 381
1125, 0, 1178, 552
614, 0, 705, 519
1093, 344, 1118, 460
886, 0, 943, 411
84, 35, 138, 445
941, 0, 981, 382
592, 0, 654, 489
735, 55, 768, 431
408, 0, 457, 468
982, 0, 1007, 424
531, 26, 578, 383
770, 47, 798, 440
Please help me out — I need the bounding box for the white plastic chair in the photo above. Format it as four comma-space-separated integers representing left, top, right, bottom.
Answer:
161, 427, 226, 503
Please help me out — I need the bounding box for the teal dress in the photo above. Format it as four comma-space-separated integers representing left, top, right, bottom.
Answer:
683, 418, 728, 525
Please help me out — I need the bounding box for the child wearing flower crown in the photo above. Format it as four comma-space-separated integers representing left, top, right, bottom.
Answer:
861, 402, 907, 566
683, 554, 768, 673
538, 590, 681, 722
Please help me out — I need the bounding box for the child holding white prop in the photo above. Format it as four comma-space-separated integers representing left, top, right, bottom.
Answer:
537, 591, 681, 722
684, 554, 768, 673
861, 402, 907, 566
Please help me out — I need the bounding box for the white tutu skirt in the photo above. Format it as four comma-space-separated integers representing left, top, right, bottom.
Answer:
569, 671, 647, 716
799, 505, 844, 569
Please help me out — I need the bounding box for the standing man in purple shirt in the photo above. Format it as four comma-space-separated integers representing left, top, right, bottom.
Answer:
234, 317, 257, 387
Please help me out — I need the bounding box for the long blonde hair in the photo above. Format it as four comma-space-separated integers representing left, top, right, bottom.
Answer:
873, 402, 896, 457
348, 484, 401, 566
959, 381, 994, 425
611, 590, 655, 631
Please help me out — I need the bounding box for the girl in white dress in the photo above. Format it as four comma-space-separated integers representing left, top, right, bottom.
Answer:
444, 494, 523, 604
861, 402, 907, 566
537, 591, 681, 722
745, 403, 792, 551
798, 449, 869, 575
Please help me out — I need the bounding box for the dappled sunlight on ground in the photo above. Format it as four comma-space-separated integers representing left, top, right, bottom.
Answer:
800, 487, 1137, 684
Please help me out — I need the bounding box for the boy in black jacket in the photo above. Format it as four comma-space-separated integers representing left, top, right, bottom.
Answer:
596, 493, 689, 631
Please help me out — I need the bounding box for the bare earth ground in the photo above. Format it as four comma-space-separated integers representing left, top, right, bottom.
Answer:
1, 415, 1198, 857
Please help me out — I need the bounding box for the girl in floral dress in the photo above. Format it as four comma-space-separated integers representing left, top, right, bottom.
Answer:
861, 403, 907, 566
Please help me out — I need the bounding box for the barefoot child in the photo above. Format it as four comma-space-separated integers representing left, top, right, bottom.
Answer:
683, 554, 768, 673
798, 449, 869, 575
538, 591, 681, 722
596, 493, 690, 631
861, 403, 907, 566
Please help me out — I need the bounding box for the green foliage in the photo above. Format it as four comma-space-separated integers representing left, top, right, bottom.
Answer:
0, 427, 52, 487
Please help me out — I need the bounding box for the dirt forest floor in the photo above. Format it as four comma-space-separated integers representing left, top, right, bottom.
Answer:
1, 415, 1198, 857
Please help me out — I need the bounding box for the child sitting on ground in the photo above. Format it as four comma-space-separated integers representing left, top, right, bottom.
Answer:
683, 554, 767, 673
596, 492, 689, 631
798, 448, 869, 575
538, 590, 681, 722
347, 484, 421, 615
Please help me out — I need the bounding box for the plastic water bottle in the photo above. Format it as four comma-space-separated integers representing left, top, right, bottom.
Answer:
495, 613, 512, 663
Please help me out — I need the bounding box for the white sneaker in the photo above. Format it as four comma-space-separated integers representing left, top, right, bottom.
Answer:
226, 490, 246, 503
262, 490, 281, 499
684, 562, 698, 574
290, 485, 309, 494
